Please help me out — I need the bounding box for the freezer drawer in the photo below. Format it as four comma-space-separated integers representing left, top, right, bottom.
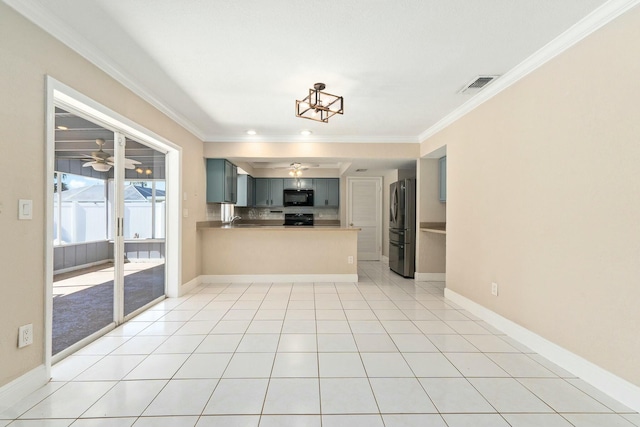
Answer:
389, 240, 414, 278
389, 228, 413, 245
389, 240, 403, 274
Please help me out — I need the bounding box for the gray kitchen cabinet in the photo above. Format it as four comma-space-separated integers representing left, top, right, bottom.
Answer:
284, 178, 313, 189
236, 174, 255, 207
439, 156, 446, 202
314, 178, 339, 206
255, 178, 284, 207
206, 159, 237, 203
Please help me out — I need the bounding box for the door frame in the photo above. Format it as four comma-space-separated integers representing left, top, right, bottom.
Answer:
346, 176, 382, 261
45, 77, 182, 371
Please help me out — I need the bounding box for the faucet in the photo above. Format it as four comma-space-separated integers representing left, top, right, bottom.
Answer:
229, 215, 241, 225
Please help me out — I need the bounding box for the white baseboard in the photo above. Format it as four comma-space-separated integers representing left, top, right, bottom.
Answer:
444, 288, 640, 413
200, 274, 358, 284
178, 275, 202, 297
0, 365, 48, 413
415, 272, 446, 282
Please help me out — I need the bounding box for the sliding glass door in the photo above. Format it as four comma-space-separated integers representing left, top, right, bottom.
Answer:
52, 112, 167, 360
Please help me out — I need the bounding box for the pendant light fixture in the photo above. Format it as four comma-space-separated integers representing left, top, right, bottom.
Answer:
295, 83, 343, 123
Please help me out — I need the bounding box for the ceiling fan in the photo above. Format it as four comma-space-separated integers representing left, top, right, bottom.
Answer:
82, 138, 141, 172
274, 162, 312, 177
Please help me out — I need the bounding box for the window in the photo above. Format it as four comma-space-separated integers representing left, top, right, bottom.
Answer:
122, 180, 166, 240
53, 173, 166, 245
53, 173, 107, 245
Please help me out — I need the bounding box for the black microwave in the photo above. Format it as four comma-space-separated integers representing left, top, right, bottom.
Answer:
283, 189, 314, 206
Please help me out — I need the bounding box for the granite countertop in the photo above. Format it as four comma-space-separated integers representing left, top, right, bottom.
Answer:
420, 222, 446, 234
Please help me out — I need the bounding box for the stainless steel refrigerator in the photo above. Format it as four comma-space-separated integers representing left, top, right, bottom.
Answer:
389, 178, 416, 278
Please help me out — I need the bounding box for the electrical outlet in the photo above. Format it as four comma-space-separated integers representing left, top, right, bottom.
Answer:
491, 282, 499, 296
347, 256, 354, 264
18, 324, 33, 348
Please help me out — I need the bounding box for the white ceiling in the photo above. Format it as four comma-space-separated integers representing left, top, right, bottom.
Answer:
9, 0, 612, 148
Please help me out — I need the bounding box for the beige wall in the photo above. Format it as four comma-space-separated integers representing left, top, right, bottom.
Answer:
201, 229, 358, 275
423, 6, 640, 386
0, 5, 205, 386
416, 158, 446, 273
203, 141, 419, 160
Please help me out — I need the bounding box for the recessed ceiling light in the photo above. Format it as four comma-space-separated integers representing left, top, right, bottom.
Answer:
246, 130, 257, 135
56, 125, 68, 130
300, 130, 312, 136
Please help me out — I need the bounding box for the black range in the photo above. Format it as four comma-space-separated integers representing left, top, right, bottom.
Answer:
283, 213, 314, 226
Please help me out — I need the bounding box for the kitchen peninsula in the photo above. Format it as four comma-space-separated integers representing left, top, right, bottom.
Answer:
197, 222, 359, 282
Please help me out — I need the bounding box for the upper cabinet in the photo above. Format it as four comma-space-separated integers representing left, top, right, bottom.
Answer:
284, 178, 313, 189
439, 156, 446, 202
314, 178, 340, 207
255, 178, 284, 207
236, 174, 255, 207
206, 159, 237, 203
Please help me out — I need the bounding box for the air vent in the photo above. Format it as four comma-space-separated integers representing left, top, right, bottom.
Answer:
459, 75, 499, 94
355, 169, 368, 172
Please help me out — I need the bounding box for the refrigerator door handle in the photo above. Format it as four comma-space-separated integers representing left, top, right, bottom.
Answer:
390, 186, 398, 224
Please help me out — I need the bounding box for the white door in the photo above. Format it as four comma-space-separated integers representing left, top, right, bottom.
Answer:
347, 177, 382, 261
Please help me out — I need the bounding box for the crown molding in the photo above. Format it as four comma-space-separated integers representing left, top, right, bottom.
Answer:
418, 0, 640, 143
3, 0, 207, 141
204, 134, 419, 144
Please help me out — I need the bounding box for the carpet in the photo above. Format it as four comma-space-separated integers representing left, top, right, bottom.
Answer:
52, 264, 165, 355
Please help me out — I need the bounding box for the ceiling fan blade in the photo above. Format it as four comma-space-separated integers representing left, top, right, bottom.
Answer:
82, 161, 96, 167
106, 156, 141, 166
124, 163, 136, 170
91, 152, 109, 160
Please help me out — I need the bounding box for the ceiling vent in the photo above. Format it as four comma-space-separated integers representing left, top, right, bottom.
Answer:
355, 169, 368, 172
459, 75, 499, 94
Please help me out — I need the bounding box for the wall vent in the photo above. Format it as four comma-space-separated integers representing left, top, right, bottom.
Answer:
459, 75, 499, 94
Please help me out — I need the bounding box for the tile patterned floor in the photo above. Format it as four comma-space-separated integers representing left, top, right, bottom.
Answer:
1, 261, 638, 426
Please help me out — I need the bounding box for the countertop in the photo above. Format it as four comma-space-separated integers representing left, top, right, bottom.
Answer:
420, 222, 446, 234
197, 220, 357, 231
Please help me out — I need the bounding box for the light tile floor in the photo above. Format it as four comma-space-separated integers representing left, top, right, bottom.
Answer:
2, 261, 638, 426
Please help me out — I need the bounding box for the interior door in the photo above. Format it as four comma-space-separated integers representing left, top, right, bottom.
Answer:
347, 177, 382, 261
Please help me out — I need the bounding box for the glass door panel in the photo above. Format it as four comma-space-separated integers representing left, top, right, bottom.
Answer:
122, 137, 166, 318
52, 112, 116, 357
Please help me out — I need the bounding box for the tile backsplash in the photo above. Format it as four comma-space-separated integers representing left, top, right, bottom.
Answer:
206, 204, 339, 221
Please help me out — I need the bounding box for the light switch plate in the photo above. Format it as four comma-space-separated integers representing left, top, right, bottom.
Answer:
18, 199, 33, 220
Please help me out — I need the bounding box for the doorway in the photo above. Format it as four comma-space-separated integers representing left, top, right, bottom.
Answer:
347, 177, 382, 261
46, 78, 181, 364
